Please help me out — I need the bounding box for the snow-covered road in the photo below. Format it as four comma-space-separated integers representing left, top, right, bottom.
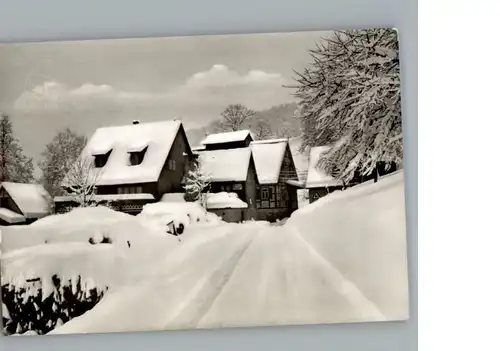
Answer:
52, 220, 388, 334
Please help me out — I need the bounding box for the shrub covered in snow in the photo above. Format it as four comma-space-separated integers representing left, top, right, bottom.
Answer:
1, 243, 124, 335
138, 201, 220, 234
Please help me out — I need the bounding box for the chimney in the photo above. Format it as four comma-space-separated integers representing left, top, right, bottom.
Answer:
132, 120, 140, 125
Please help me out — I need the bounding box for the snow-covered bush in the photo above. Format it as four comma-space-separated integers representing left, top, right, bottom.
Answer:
206, 192, 248, 209
138, 201, 220, 234
1, 243, 125, 335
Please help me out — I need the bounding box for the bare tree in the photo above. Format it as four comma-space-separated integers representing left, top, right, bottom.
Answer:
63, 156, 102, 207
221, 104, 255, 131
253, 120, 273, 140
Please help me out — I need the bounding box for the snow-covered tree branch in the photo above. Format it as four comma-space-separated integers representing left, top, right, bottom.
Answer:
63, 156, 102, 207
184, 159, 211, 208
289, 28, 402, 184
39, 128, 87, 197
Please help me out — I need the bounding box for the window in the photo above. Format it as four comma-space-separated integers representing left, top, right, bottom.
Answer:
129, 147, 147, 166
94, 150, 112, 168
118, 186, 142, 194
261, 188, 269, 200
168, 159, 176, 171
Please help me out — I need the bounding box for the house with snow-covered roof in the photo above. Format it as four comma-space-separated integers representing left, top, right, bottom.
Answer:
0, 182, 51, 225
196, 131, 300, 222
200, 130, 253, 150
305, 146, 344, 203
56, 120, 193, 214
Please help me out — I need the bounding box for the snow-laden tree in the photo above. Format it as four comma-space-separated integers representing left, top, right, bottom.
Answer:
290, 28, 402, 183
221, 104, 256, 131
0, 113, 34, 183
38, 128, 87, 196
63, 155, 101, 207
184, 159, 211, 207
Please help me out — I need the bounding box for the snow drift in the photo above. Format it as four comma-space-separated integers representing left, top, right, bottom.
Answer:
286, 170, 408, 319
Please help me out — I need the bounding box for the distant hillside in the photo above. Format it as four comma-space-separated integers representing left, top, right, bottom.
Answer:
186, 103, 302, 146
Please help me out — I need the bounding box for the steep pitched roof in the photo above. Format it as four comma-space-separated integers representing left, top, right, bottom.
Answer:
0, 182, 51, 218
250, 139, 289, 184
197, 148, 252, 182
79, 120, 185, 186
200, 130, 252, 145
305, 146, 342, 188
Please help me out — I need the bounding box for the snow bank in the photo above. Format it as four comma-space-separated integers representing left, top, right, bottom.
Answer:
160, 193, 186, 203
1, 243, 125, 301
286, 171, 408, 319
31, 206, 129, 228
1, 206, 165, 253
0, 208, 26, 224
206, 192, 248, 209
139, 201, 220, 227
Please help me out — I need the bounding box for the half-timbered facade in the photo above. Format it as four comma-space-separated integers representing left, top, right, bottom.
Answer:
196, 132, 299, 222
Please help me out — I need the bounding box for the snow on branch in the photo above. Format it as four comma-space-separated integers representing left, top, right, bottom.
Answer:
63, 156, 102, 207
290, 28, 403, 184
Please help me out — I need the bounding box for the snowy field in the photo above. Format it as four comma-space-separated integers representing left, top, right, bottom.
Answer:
1, 171, 408, 335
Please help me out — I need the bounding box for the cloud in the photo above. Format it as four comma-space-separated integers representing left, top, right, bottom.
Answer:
185, 64, 284, 88
14, 64, 291, 113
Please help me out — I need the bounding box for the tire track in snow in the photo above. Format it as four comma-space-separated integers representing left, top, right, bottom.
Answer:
163, 231, 256, 329
289, 226, 387, 321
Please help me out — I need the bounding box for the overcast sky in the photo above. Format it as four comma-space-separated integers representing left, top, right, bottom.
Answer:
0, 30, 330, 170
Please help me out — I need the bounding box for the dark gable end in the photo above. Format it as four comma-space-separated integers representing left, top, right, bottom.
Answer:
157, 123, 192, 196
0, 186, 24, 216
278, 144, 299, 182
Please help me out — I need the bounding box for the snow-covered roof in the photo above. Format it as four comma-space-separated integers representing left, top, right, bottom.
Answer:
206, 192, 248, 209
79, 120, 183, 186
1, 182, 51, 218
197, 148, 251, 182
200, 130, 252, 145
126, 139, 149, 153
54, 193, 155, 202
0, 207, 26, 224
94, 194, 155, 202
250, 139, 288, 184
191, 145, 206, 151
305, 146, 342, 188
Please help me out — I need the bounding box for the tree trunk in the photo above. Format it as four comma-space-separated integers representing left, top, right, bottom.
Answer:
373, 164, 380, 183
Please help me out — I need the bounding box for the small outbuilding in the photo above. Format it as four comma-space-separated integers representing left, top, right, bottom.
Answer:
0, 182, 51, 225
305, 146, 344, 203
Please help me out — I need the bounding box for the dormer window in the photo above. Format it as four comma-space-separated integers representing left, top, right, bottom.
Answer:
127, 140, 149, 166
93, 150, 112, 168
129, 147, 148, 166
